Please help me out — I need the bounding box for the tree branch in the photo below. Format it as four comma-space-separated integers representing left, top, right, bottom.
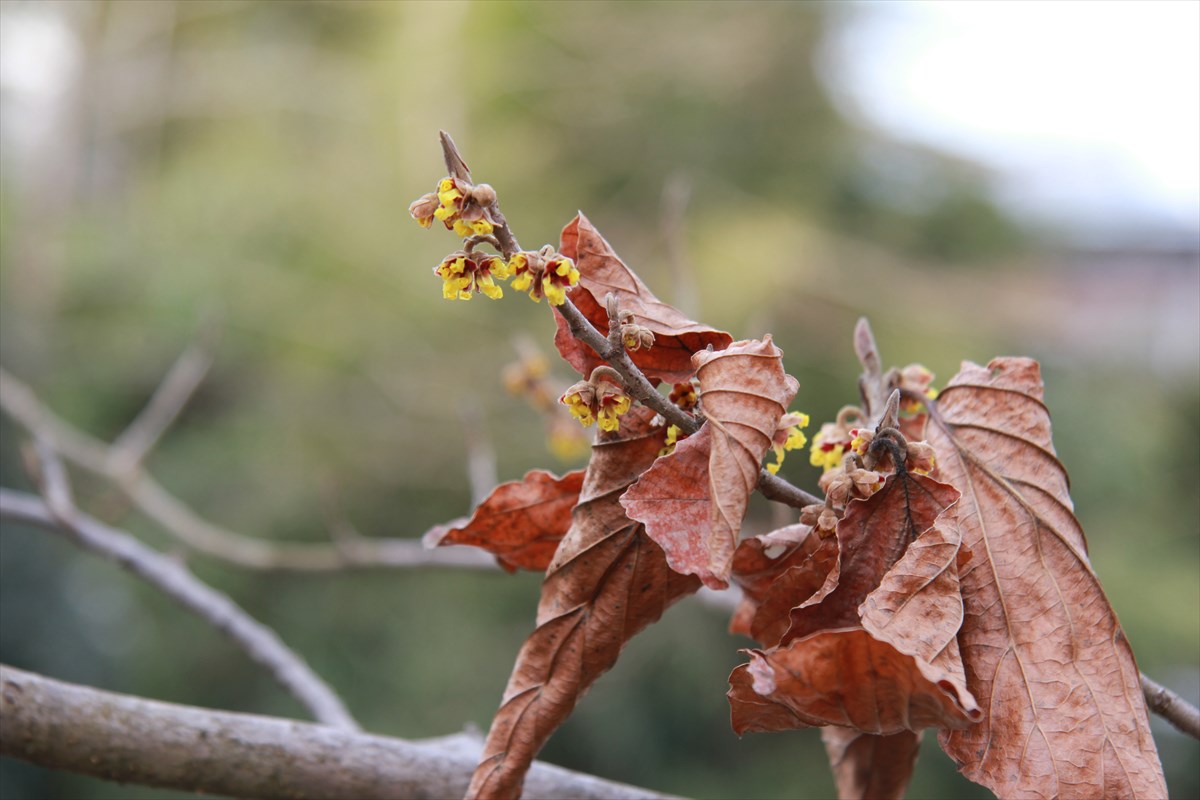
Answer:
0, 487, 358, 731
107, 313, 221, 476
0, 366, 494, 572
1141, 672, 1200, 740
555, 298, 823, 508
0, 664, 681, 800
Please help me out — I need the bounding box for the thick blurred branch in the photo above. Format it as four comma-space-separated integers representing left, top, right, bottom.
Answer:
0, 366, 494, 572
0, 664, 680, 800
1141, 673, 1200, 739
0, 484, 358, 731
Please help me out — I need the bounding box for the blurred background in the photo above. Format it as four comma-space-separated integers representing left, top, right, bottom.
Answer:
1, 2, 1196, 798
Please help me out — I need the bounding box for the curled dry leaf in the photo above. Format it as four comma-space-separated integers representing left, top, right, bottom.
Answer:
729, 524, 820, 639
727, 468, 981, 743
784, 471, 961, 644
424, 469, 585, 572
928, 357, 1167, 799
554, 213, 733, 384
739, 533, 840, 648
621, 337, 799, 589
728, 628, 981, 736
859, 509, 966, 675
467, 405, 700, 800
821, 727, 922, 800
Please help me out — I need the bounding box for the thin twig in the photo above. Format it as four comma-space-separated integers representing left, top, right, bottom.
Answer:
108, 313, 221, 476
1, 481, 359, 731
0, 367, 493, 572
661, 173, 699, 318
436, 132, 823, 511
0, 664, 680, 800
1141, 672, 1200, 739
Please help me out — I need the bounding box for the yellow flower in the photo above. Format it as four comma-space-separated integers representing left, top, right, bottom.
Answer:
411, 176, 498, 239
597, 393, 631, 432
433, 252, 508, 301
767, 411, 810, 474
808, 417, 859, 473
659, 424, 682, 457
559, 373, 632, 433
509, 248, 579, 305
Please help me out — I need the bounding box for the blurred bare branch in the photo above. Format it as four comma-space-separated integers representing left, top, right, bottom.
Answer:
0, 664, 679, 800
107, 312, 221, 476
661, 173, 699, 318
1, 478, 358, 730
0, 365, 494, 572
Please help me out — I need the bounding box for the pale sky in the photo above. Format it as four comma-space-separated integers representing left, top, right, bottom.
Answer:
825, 0, 1200, 244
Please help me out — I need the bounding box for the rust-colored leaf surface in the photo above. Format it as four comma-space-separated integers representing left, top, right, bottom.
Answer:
928, 357, 1166, 799
784, 472, 960, 644
621, 337, 799, 589
729, 524, 821, 639
424, 469, 585, 572
727, 464, 981, 741
740, 533, 839, 648
554, 213, 733, 384
822, 727, 922, 800
859, 511, 965, 673
728, 628, 980, 736
467, 406, 700, 800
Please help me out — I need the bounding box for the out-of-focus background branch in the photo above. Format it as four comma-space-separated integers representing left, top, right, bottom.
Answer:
1, 3, 1196, 799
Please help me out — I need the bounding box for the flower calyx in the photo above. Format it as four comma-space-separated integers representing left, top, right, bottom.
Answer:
617, 310, 655, 351
889, 363, 939, 418
434, 250, 509, 301
800, 502, 840, 538
560, 366, 633, 432
410, 177, 500, 238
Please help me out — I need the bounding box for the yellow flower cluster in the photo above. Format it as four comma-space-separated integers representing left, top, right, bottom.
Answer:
560, 373, 633, 433
767, 411, 810, 475
434, 252, 509, 301
809, 422, 854, 473
410, 177, 497, 238
509, 251, 581, 306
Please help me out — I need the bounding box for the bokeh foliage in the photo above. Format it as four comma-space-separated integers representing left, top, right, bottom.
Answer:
1, 2, 1195, 799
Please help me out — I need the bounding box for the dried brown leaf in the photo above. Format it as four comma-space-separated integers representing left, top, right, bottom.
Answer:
729, 524, 820, 639
621, 337, 799, 589
821, 727, 922, 800
728, 628, 980, 736
467, 406, 700, 799
424, 470, 585, 572
784, 472, 961, 644
928, 357, 1166, 799
744, 534, 839, 648
554, 213, 733, 384
859, 511, 964, 671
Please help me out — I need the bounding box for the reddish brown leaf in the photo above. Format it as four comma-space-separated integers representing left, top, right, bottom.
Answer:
424, 469, 585, 572
728, 628, 980, 736
621, 337, 799, 589
784, 472, 961, 644
729, 524, 820, 639
859, 511, 965, 672
928, 357, 1166, 799
744, 534, 840, 648
554, 213, 733, 384
821, 727, 922, 800
467, 406, 700, 800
